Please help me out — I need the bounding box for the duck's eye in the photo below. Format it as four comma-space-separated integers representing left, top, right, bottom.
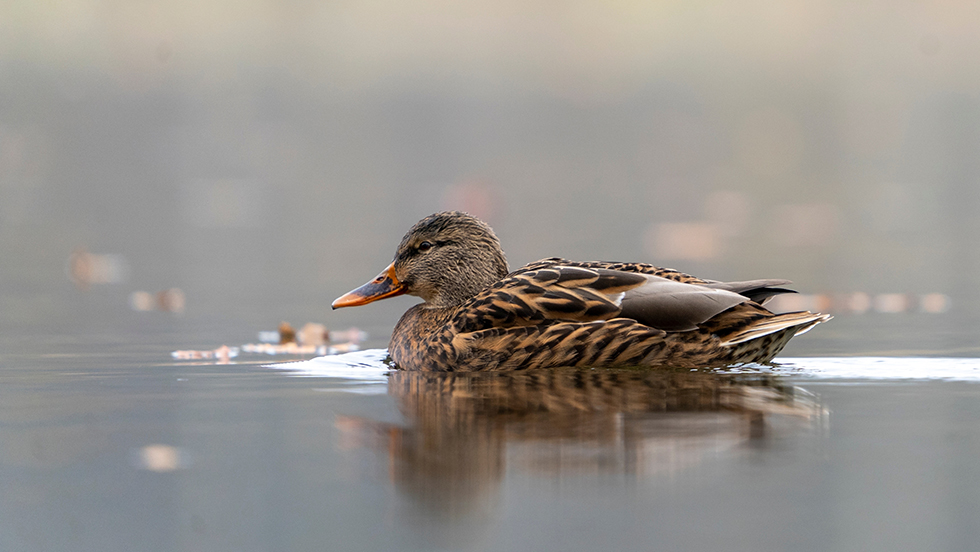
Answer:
418, 241, 433, 252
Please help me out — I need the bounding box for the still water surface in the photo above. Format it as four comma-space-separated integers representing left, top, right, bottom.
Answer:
3, 337, 980, 552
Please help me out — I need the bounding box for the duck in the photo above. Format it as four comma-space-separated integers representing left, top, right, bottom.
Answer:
332, 211, 830, 371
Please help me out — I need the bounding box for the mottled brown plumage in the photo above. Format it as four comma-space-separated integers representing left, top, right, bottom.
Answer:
333, 211, 830, 371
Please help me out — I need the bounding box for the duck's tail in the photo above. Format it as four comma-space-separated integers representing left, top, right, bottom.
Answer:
703, 309, 832, 365
720, 311, 833, 347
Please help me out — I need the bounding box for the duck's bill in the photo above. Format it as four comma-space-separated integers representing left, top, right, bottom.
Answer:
332, 262, 407, 308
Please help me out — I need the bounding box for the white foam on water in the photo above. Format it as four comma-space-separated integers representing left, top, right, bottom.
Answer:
267, 351, 980, 383
266, 348, 391, 381
774, 357, 980, 381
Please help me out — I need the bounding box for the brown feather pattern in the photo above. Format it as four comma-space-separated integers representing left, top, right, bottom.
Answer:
340, 212, 830, 371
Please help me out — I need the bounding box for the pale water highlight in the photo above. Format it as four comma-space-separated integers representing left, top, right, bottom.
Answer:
270, 350, 980, 382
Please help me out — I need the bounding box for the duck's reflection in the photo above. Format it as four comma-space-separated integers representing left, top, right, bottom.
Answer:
337, 368, 822, 514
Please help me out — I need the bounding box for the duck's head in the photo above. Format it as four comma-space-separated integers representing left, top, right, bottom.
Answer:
332, 211, 509, 309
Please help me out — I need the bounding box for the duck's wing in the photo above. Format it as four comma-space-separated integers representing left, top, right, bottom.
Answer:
615, 275, 767, 331
450, 266, 645, 334
453, 264, 777, 334
516, 258, 799, 321
517, 258, 796, 304
438, 266, 670, 370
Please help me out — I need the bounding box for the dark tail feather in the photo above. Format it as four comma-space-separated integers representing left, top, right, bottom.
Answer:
741, 287, 797, 305
703, 279, 797, 305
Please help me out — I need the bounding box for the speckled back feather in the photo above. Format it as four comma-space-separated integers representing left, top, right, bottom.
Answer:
516, 257, 709, 284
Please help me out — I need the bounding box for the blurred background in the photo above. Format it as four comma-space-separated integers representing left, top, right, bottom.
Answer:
2, 0, 978, 353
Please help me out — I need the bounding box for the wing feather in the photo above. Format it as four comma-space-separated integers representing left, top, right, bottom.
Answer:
451, 266, 645, 333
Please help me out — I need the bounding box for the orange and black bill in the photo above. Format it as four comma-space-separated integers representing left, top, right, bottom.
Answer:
332, 262, 407, 309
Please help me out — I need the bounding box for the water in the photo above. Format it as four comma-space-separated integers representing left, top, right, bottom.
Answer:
4, 333, 980, 552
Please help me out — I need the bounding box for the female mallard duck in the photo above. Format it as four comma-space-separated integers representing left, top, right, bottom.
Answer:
333, 212, 830, 371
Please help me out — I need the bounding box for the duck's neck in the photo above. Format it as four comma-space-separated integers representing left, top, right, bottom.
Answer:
427, 282, 489, 309
427, 259, 508, 308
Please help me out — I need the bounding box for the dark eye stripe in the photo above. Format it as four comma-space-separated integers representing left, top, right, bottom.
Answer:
400, 239, 452, 260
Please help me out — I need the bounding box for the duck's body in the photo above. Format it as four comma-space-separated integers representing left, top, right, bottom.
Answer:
334, 212, 830, 371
